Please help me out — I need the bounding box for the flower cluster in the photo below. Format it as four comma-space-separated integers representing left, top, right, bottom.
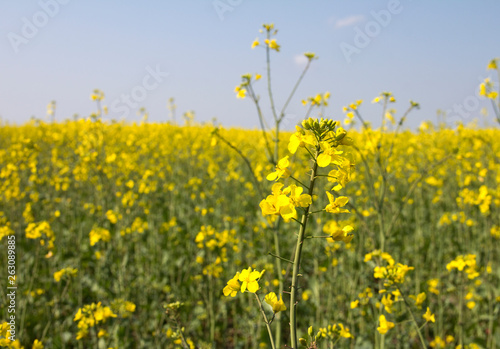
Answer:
301, 92, 331, 107
53, 267, 78, 282
234, 73, 261, 99
259, 182, 312, 222
25, 221, 55, 249
317, 323, 353, 339
0, 322, 25, 348
73, 302, 117, 340
365, 250, 414, 289
251, 23, 281, 52
446, 254, 479, 280
89, 227, 111, 246
479, 78, 498, 100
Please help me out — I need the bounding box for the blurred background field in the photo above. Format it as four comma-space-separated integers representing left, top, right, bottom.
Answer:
0, 117, 499, 348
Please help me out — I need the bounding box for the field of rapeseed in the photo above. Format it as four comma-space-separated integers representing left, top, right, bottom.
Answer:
1, 24, 500, 349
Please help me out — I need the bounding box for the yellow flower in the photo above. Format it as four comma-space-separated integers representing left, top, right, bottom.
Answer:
234, 86, 247, 99
32, 339, 44, 349
89, 227, 111, 246
466, 301, 476, 309
264, 292, 286, 313
317, 146, 344, 167
255, 74, 262, 80
325, 192, 349, 214
350, 300, 359, 309
409, 292, 426, 309
329, 224, 354, 243
423, 307, 435, 323
427, 278, 440, 295
223, 272, 241, 297
125, 301, 136, 313
377, 315, 395, 335
239, 267, 264, 293
487, 58, 498, 70
430, 336, 446, 348
304, 52, 316, 60
53, 267, 77, 282
283, 184, 312, 209
337, 323, 352, 338
264, 38, 280, 51
98, 329, 108, 338
288, 129, 316, 154
266, 156, 291, 181
381, 294, 394, 313
251, 38, 259, 49
259, 183, 293, 220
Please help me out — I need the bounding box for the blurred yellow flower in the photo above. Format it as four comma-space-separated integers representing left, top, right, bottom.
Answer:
423, 307, 435, 323
377, 315, 395, 335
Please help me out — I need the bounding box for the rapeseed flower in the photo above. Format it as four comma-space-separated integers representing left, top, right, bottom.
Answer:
324, 192, 349, 214
222, 272, 241, 297
423, 307, 435, 323
239, 267, 264, 293
266, 156, 291, 181
264, 292, 286, 313
377, 315, 395, 335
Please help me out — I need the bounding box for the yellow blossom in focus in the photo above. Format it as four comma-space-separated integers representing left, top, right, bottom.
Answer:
325, 192, 349, 214
264, 292, 286, 313
239, 267, 264, 293
223, 272, 240, 297
266, 156, 291, 181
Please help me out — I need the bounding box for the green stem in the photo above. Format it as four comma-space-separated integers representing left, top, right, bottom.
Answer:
273, 220, 283, 348
278, 59, 312, 123
268, 252, 293, 264
396, 285, 427, 348
254, 293, 276, 349
265, 32, 279, 123
290, 152, 319, 348
247, 83, 274, 164
213, 129, 264, 198
459, 273, 464, 348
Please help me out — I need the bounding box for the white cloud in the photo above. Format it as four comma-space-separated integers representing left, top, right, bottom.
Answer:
335, 15, 365, 28
294, 54, 309, 66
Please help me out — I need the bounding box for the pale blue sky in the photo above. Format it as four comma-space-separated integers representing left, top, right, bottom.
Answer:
1, 1, 499, 129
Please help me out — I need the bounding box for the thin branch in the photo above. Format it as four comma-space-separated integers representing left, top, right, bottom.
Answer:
213, 130, 264, 198
268, 252, 294, 264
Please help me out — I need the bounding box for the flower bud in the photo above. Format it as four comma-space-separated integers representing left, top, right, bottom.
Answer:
308, 326, 314, 337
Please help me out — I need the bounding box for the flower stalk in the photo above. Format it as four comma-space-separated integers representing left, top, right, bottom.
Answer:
290, 150, 319, 348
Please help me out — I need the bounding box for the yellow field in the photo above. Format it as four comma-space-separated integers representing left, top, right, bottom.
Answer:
0, 117, 499, 348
